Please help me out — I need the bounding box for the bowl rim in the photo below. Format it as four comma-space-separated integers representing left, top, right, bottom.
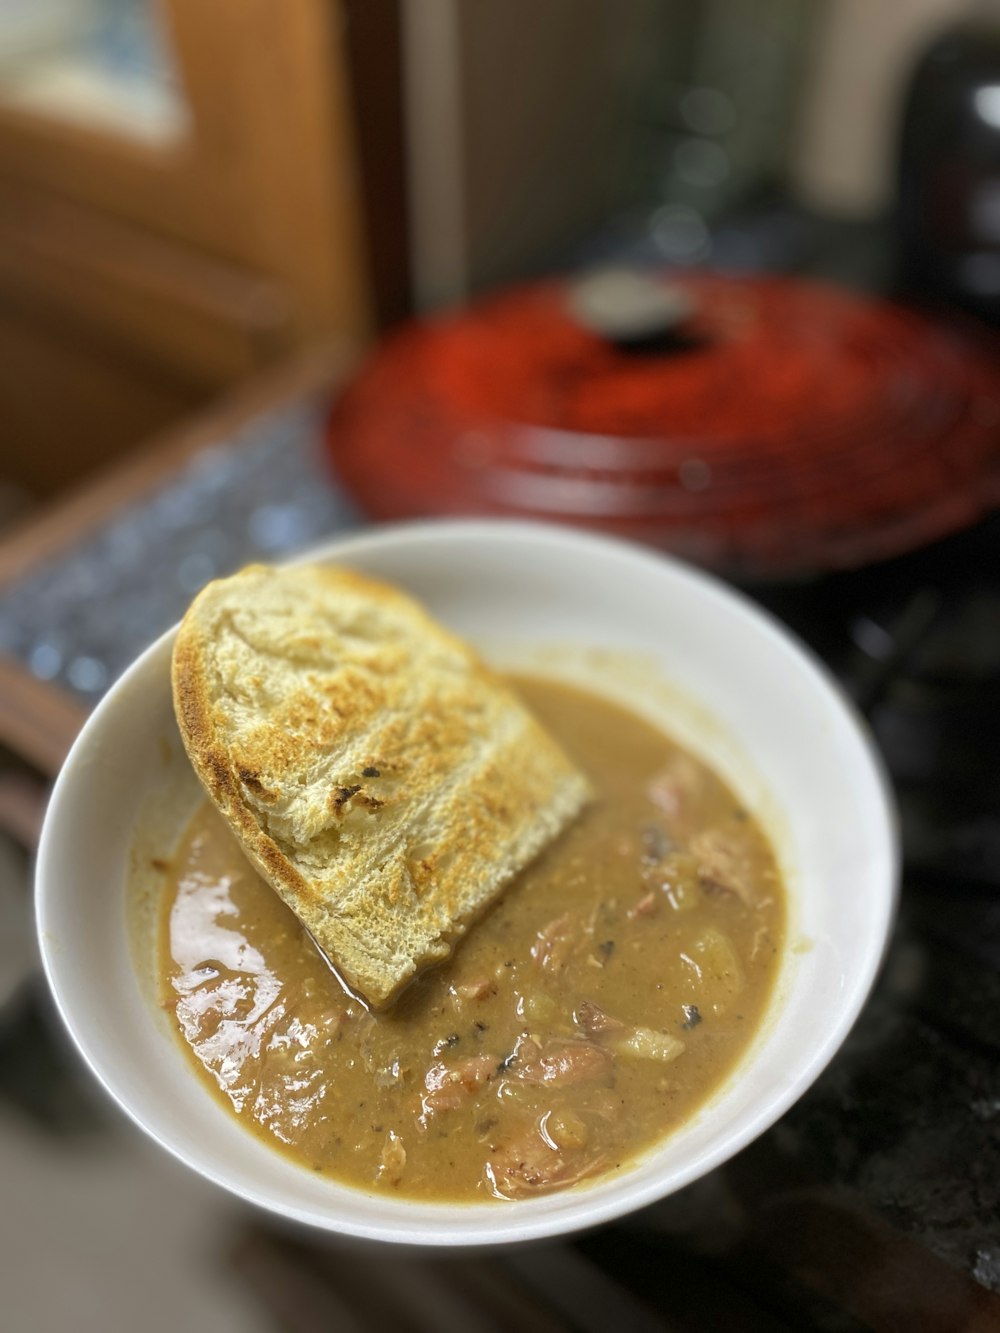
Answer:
35, 518, 899, 1245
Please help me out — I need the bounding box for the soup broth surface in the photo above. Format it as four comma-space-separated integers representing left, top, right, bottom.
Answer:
159, 676, 784, 1200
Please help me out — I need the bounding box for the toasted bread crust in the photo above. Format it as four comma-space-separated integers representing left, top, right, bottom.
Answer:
171, 564, 589, 1006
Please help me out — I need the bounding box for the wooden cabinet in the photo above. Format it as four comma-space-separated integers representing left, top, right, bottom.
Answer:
0, 0, 371, 498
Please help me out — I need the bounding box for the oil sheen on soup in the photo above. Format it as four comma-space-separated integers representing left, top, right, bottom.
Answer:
158, 677, 785, 1201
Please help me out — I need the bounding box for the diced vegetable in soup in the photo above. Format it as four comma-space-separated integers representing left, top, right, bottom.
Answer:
159, 676, 785, 1201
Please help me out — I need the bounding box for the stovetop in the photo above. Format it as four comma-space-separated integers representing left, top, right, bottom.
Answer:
2, 397, 998, 1325
761, 513, 1000, 900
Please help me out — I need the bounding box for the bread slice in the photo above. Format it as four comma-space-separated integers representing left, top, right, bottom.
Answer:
171, 564, 590, 1007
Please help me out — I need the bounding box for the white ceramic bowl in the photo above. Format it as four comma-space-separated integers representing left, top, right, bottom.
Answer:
36, 520, 897, 1246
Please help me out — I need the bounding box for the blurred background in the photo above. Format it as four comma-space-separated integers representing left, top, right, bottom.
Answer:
2, 1, 1000, 1329
3, 0, 1000, 506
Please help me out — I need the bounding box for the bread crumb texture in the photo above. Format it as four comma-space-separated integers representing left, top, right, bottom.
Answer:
171, 564, 589, 1006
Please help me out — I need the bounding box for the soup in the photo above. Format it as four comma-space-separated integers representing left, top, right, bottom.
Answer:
157, 676, 784, 1201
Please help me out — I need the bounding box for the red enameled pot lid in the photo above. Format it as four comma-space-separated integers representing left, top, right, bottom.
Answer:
326, 272, 1000, 578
